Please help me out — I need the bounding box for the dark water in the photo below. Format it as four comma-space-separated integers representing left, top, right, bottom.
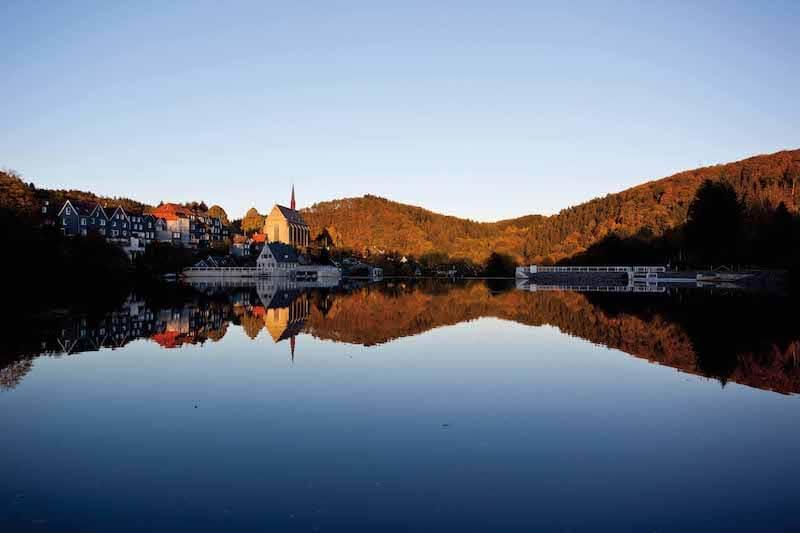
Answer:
2, 279, 799, 532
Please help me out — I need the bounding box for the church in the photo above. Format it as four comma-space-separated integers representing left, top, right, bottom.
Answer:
263, 186, 311, 248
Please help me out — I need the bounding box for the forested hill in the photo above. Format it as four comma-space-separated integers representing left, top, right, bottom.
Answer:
302, 196, 545, 261
303, 149, 800, 263
1, 170, 150, 215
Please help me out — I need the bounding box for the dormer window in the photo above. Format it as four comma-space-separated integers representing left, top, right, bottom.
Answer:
66, 207, 71, 216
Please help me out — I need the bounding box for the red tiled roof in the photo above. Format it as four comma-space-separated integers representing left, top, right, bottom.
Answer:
149, 203, 192, 221
151, 331, 181, 348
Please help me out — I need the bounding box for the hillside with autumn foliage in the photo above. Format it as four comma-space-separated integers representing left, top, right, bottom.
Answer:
302, 149, 800, 264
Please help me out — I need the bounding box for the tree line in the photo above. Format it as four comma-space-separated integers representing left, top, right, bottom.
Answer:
299, 149, 800, 272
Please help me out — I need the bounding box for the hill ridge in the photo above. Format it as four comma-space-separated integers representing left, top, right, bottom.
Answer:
301, 148, 800, 262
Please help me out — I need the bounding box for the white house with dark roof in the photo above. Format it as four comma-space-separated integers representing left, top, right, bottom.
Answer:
257, 242, 299, 276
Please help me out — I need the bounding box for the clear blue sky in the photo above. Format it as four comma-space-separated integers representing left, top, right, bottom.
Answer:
2, 1, 798, 221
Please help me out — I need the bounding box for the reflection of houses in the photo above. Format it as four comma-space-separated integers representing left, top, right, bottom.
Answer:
47, 296, 229, 355
53, 295, 164, 354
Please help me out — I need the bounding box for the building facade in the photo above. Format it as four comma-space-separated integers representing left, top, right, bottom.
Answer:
54, 198, 228, 255
149, 203, 229, 248
262, 187, 310, 248
57, 200, 110, 238
256, 242, 300, 276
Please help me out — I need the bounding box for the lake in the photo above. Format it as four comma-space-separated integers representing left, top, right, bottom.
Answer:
2, 279, 799, 532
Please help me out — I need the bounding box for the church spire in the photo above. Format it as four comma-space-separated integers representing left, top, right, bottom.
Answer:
290, 185, 296, 210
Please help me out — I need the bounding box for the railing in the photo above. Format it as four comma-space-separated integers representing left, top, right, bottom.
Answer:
183, 267, 259, 274
523, 265, 666, 273
524, 284, 666, 293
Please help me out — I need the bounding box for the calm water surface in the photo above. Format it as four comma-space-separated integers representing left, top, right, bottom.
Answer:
2, 280, 799, 532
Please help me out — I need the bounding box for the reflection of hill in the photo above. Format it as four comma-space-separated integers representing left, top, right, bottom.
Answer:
305, 282, 800, 394
3, 281, 799, 395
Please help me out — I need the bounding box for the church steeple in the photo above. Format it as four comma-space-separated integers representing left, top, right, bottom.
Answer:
290, 185, 296, 210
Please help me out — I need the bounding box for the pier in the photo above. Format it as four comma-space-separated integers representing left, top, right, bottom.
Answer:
516, 265, 666, 284
182, 264, 341, 281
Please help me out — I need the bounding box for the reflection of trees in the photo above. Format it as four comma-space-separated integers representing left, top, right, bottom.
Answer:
3, 282, 800, 395
207, 322, 228, 342
0, 359, 33, 391
240, 311, 264, 339
305, 282, 800, 394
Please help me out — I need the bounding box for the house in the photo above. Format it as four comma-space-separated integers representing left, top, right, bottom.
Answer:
39, 197, 58, 227
231, 234, 250, 257
57, 200, 109, 237
193, 256, 237, 269
257, 242, 299, 276
263, 187, 310, 248
127, 209, 161, 244
249, 233, 267, 255
149, 203, 194, 246
149, 203, 229, 248
105, 206, 131, 244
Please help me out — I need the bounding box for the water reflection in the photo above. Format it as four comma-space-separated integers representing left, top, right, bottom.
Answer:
3, 279, 799, 394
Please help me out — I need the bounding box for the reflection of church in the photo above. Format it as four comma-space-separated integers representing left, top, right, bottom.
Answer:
256, 280, 312, 360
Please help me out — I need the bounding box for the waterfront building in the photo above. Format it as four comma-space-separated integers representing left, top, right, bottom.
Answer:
256, 242, 300, 276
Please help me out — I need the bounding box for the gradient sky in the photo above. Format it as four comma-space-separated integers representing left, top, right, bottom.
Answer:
2, 1, 798, 221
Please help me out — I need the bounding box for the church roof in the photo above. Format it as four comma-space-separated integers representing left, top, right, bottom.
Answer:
274, 204, 308, 226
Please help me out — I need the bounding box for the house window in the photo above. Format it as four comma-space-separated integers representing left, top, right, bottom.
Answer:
66, 207, 71, 215
81, 218, 87, 225
112, 221, 117, 227
62, 219, 67, 226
